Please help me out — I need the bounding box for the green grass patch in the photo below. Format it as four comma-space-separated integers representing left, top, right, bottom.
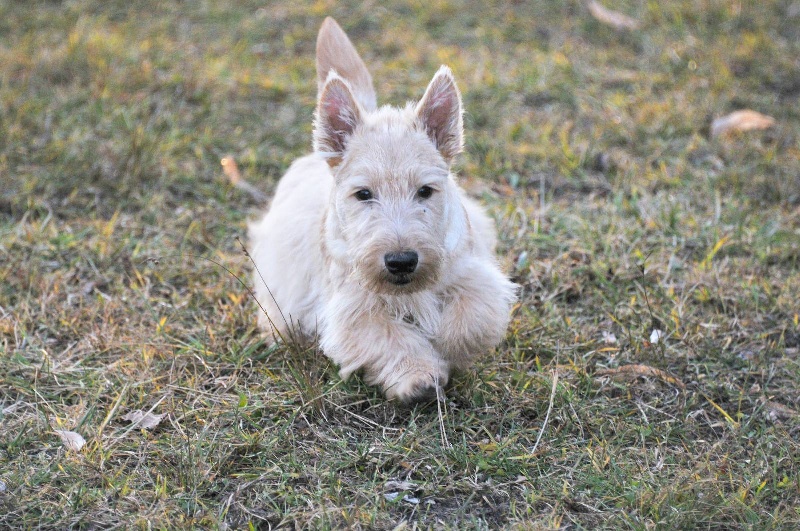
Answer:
1, 0, 798, 528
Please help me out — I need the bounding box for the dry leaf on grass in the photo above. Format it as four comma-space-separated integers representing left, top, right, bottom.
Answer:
761, 400, 798, 422
54, 430, 86, 451
384, 479, 421, 505
595, 364, 686, 389
384, 492, 420, 505
384, 480, 418, 492
220, 156, 242, 184
587, 1, 641, 30
221, 156, 268, 203
122, 410, 165, 430
710, 110, 776, 138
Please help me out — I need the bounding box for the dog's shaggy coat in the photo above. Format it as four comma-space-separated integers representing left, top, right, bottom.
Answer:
248, 17, 517, 402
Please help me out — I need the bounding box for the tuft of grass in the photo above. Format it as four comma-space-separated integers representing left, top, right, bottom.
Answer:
1, 0, 799, 528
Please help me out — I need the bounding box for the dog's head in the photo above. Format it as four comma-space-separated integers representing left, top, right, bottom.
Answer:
313, 21, 469, 294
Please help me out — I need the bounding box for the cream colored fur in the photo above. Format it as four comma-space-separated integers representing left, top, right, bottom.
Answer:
248, 17, 517, 402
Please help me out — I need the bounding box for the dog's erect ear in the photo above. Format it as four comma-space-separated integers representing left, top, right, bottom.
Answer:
415, 66, 464, 163
314, 72, 362, 167
316, 17, 377, 112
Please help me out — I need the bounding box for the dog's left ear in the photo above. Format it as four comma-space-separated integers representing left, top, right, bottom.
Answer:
314, 71, 363, 167
415, 66, 464, 163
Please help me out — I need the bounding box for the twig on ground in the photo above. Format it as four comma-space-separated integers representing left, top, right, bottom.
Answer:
222, 156, 268, 203
596, 364, 686, 390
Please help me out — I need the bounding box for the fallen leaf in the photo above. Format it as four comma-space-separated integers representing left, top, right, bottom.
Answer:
596, 364, 685, 389
54, 430, 86, 451
384, 492, 420, 505
122, 410, 165, 430
710, 110, 776, 138
221, 156, 268, 203
587, 1, 640, 30
762, 400, 798, 422
384, 480, 417, 492
220, 156, 242, 185
384, 479, 421, 505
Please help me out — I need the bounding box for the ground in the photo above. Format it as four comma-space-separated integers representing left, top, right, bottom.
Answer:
1, 0, 799, 528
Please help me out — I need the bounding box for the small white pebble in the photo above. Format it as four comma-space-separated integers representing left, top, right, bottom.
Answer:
650, 329, 665, 344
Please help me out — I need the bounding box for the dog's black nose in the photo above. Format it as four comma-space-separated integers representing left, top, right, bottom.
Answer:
384, 251, 418, 275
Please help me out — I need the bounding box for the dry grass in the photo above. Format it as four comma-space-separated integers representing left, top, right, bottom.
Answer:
1, 0, 799, 528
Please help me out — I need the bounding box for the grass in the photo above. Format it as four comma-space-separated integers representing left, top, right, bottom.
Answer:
1, 0, 799, 528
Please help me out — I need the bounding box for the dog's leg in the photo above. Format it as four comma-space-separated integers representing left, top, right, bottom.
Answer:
320, 293, 448, 403
434, 260, 517, 368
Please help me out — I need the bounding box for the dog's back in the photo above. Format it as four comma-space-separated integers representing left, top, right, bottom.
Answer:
247, 155, 332, 338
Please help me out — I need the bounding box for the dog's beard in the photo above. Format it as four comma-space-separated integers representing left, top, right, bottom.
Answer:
350, 233, 444, 295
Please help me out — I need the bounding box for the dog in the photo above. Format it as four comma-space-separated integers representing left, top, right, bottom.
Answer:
248, 17, 517, 403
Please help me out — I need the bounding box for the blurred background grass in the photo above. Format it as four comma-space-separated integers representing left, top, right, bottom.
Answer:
1, 0, 798, 528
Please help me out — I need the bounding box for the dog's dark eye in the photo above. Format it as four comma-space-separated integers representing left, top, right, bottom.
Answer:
354, 189, 373, 201
417, 185, 434, 199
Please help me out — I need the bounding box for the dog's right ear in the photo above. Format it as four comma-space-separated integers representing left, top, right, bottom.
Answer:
313, 72, 362, 167
316, 17, 377, 112
415, 66, 464, 163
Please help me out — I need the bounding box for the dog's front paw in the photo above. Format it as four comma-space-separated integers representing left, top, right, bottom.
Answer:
380, 359, 448, 405
388, 378, 443, 405
435, 264, 517, 367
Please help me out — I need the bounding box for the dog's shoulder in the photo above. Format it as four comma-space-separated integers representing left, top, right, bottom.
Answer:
274, 154, 334, 194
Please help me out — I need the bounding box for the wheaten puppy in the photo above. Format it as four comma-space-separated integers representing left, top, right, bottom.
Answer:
248, 17, 516, 402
